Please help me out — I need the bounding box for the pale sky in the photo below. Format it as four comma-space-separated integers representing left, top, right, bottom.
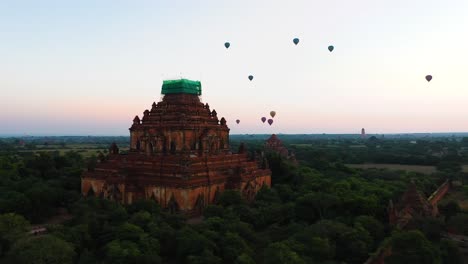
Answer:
1, 0, 468, 135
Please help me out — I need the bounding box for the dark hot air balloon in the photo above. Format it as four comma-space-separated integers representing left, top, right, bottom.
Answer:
261, 117, 266, 123
224, 42, 230, 49
248, 75, 253, 81
425, 75, 432, 82
268, 119, 273, 126
236, 119, 240, 124
293, 38, 299, 45
328, 45, 334, 52
270, 111, 276, 118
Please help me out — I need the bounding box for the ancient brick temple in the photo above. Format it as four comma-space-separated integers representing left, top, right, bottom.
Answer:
265, 134, 297, 164
81, 79, 271, 214
388, 181, 437, 228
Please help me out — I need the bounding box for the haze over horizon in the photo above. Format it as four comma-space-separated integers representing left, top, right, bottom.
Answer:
2, 0, 468, 135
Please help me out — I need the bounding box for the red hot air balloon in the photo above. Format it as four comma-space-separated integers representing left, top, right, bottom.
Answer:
268, 119, 273, 126
261, 117, 266, 123
236, 119, 240, 124
425, 75, 432, 82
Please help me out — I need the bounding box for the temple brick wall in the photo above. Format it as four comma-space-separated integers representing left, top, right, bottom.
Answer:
81, 79, 271, 214
428, 179, 451, 206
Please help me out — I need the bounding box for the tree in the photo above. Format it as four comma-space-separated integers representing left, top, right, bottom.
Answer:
127, 199, 160, 215
408, 217, 444, 242
290, 236, 333, 261
218, 191, 244, 207
295, 192, 339, 223
354, 215, 384, 248
220, 232, 252, 263
186, 249, 222, 264
263, 242, 305, 264
385, 231, 441, 264
0, 213, 30, 256
203, 205, 225, 219
7, 235, 75, 264
66, 224, 93, 254
447, 214, 468, 235
235, 253, 255, 264
116, 223, 145, 242
436, 161, 461, 173
129, 211, 153, 230
440, 239, 463, 264
105, 239, 141, 264
335, 228, 372, 264
439, 200, 460, 221
176, 227, 217, 261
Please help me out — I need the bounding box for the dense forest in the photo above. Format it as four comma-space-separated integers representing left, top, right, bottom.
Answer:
1, 136, 468, 263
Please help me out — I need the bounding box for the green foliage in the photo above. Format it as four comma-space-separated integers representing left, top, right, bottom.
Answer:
0, 137, 460, 263
203, 205, 225, 218
127, 199, 160, 215
263, 242, 305, 264
335, 228, 371, 264
440, 239, 463, 264
0, 213, 30, 256
447, 213, 468, 235
235, 253, 256, 264
354, 215, 385, 248
186, 249, 222, 264
385, 230, 441, 264
436, 161, 462, 173
220, 232, 252, 263
116, 223, 145, 242
129, 211, 153, 230
295, 192, 339, 222
7, 235, 75, 264
438, 200, 461, 221
218, 190, 245, 207
408, 217, 444, 242
176, 227, 217, 261
105, 239, 141, 263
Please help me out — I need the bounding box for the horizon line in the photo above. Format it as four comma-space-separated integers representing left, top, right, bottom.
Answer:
3, 132, 468, 138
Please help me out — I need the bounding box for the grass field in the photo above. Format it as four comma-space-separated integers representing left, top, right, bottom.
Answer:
18, 146, 129, 158
347, 163, 468, 174
346, 163, 437, 174
440, 185, 468, 211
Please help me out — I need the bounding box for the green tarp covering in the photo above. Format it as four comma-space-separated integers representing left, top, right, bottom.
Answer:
161, 79, 202, 95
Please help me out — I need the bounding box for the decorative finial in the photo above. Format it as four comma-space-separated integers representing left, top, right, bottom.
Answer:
109, 142, 119, 155
133, 115, 140, 125
220, 117, 226, 126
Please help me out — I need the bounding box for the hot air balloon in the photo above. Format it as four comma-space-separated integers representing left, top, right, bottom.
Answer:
268, 119, 273, 126
270, 111, 276, 118
328, 45, 334, 52
224, 42, 230, 49
236, 119, 240, 124
248, 75, 253, 81
293, 38, 299, 45
425, 75, 432, 82
261, 117, 266, 123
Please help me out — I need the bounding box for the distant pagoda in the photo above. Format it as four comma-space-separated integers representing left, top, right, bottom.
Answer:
81, 79, 271, 214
